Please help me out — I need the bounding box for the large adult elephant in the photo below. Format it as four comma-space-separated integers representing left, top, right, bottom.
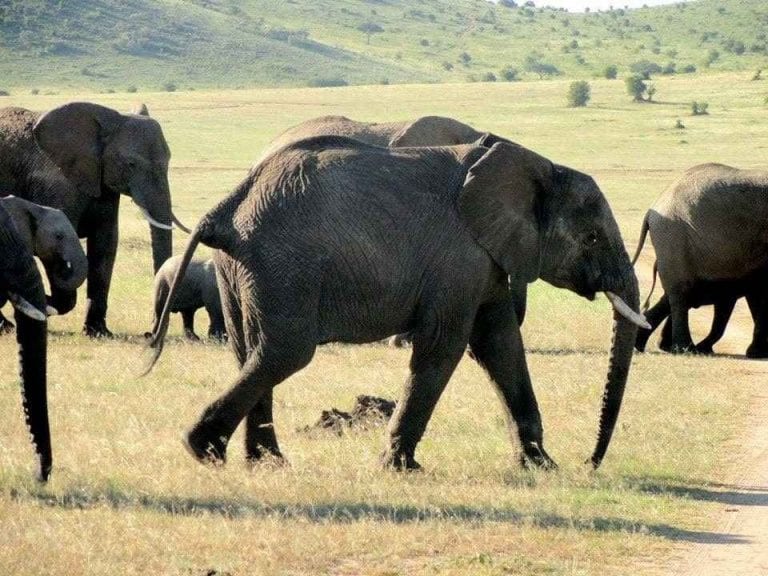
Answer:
147, 136, 647, 471
261, 115, 503, 159
0, 202, 52, 482
0, 103, 189, 337
0, 196, 87, 331
633, 163, 768, 357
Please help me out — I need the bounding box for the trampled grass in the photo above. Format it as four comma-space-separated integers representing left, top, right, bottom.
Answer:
1, 72, 766, 575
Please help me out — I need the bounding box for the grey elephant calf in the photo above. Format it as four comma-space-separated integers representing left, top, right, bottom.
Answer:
146, 255, 225, 341
0, 196, 87, 332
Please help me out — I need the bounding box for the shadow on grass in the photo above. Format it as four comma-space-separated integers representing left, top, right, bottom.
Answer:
624, 476, 768, 508
11, 486, 747, 545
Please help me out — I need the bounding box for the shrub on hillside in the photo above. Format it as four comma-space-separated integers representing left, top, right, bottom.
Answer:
625, 74, 648, 102
0, 90, 9, 96
482, 72, 497, 82
630, 60, 662, 79
567, 81, 591, 107
310, 77, 349, 88
662, 62, 676, 75
691, 101, 709, 116
500, 66, 519, 81
162, 82, 177, 92
681, 64, 697, 74
603, 64, 618, 79
126, 85, 138, 93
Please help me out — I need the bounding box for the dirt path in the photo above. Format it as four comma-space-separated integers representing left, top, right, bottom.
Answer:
674, 382, 768, 575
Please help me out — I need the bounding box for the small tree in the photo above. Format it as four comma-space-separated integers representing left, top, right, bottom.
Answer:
482, 72, 497, 82
459, 51, 472, 66
357, 22, 383, 44
604, 64, 618, 79
625, 74, 647, 102
567, 81, 591, 107
500, 66, 519, 81
691, 101, 709, 115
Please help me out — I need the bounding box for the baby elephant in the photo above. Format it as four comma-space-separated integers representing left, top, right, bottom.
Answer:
146, 256, 225, 341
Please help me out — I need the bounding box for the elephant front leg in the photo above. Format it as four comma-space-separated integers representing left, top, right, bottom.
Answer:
381, 328, 468, 470
469, 300, 556, 470
696, 298, 737, 354
244, 390, 284, 465
745, 292, 768, 359
83, 199, 119, 338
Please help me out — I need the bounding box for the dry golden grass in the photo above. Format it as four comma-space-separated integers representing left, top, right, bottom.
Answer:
1, 73, 766, 575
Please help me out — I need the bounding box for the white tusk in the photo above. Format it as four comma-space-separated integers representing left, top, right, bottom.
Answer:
605, 292, 652, 329
8, 293, 47, 322
45, 306, 59, 317
135, 203, 173, 231
65, 261, 72, 271
172, 214, 192, 234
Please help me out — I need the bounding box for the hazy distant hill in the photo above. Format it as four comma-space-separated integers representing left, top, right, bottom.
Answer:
1, 0, 767, 91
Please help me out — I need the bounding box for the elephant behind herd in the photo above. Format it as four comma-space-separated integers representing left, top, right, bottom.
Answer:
2, 106, 765, 482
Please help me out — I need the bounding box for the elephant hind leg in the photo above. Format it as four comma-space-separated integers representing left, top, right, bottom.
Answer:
696, 298, 737, 354
381, 318, 470, 470
745, 292, 768, 359
181, 309, 199, 341
634, 294, 670, 352
185, 318, 317, 465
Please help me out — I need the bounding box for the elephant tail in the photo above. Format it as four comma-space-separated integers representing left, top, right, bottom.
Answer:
630, 212, 649, 266
643, 260, 658, 312
142, 225, 204, 375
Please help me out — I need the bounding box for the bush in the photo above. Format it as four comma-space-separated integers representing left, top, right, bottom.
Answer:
0, 90, 9, 96
500, 66, 519, 81
567, 81, 591, 107
442, 61, 454, 71
162, 82, 177, 92
625, 74, 647, 102
704, 49, 720, 67
603, 64, 618, 79
310, 77, 349, 88
459, 51, 472, 65
482, 72, 497, 82
675, 119, 686, 130
126, 85, 138, 93
681, 64, 697, 74
30, 88, 39, 95
691, 101, 709, 116
630, 59, 662, 79
662, 61, 676, 75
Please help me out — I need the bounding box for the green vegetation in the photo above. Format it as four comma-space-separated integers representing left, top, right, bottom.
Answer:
1, 0, 768, 90
567, 80, 591, 107
0, 71, 766, 574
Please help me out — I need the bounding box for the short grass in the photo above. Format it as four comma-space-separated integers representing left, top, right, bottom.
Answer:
1, 72, 767, 575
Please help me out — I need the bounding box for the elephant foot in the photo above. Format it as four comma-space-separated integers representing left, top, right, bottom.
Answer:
634, 327, 652, 353
183, 424, 228, 466
659, 340, 697, 354
694, 341, 715, 355
520, 442, 558, 470
745, 343, 768, 359
0, 317, 15, 335
380, 449, 422, 471
184, 331, 201, 342
208, 331, 228, 343
245, 447, 287, 469
83, 322, 114, 339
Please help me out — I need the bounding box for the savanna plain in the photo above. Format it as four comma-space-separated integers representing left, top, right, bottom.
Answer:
1, 73, 767, 575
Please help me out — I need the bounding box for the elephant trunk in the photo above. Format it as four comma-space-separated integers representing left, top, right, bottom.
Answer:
132, 181, 174, 273
10, 261, 52, 482
591, 275, 641, 469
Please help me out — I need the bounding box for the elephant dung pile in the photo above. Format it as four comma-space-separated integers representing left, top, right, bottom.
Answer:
300, 395, 396, 436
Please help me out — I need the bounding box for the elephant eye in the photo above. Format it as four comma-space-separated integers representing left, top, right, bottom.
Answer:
584, 230, 599, 247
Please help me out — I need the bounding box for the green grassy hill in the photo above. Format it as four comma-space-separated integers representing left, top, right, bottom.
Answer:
1, 0, 767, 92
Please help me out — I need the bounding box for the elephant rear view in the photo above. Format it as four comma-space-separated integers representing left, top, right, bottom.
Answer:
633, 163, 768, 357
0, 202, 52, 482
147, 136, 647, 472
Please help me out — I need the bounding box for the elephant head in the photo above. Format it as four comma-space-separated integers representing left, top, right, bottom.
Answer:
388, 115, 489, 147
0, 203, 51, 482
32, 102, 190, 273
0, 196, 87, 315
459, 142, 647, 467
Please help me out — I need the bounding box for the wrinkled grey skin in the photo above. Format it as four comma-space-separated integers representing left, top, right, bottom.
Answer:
146, 255, 225, 341
0, 102, 189, 337
261, 115, 503, 161
147, 136, 642, 472
0, 196, 87, 332
268, 114, 511, 350
0, 202, 51, 482
634, 163, 768, 357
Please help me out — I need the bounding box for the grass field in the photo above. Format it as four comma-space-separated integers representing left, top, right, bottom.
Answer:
1, 72, 767, 575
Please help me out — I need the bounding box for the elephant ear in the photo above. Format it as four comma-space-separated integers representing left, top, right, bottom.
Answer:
389, 116, 478, 147
458, 142, 552, 284
33, 102, 127, 199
